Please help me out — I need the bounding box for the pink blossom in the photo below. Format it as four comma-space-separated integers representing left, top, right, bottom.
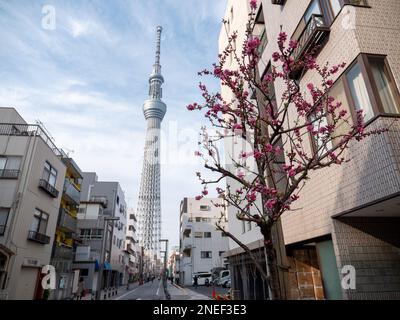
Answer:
202, 189, 208, 196
187, 104, 195, 111
272, 52, 280, 62
289, 39, 298, 50
214, 67, 222, 76
264, 144, 273, 152
195, 195, 203, 201
238, 171, 245, 179
194, 151, 202, 156
232, 123, 243, 130
254, 149, 263, 160
246, 192, 257, 202
250, 0, 257, 10
266, 199, 277, 210
288, 169, 296, 177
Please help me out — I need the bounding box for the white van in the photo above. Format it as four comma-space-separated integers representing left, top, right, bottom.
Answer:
193, 272, 212, 286
217, 270, 230, 287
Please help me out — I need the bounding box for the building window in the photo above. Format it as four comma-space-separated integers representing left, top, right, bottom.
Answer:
194, 232, 203, 238
0, 208, 10, 235
201, 217, 211, 222
247, 221, 252, 231
329, 0, 342, 17
79, 269, 89, 276
253, 5, 267, 56
221, 232, 228, 237
42, 161, 57, 187
201, 251, 212, 259
0, 156, 21, 179
80, 228, 103, 239
200, 205, 211, 211
368, 56, 400, 114
31, 209, 49, 235
242, 220, 246, 234
346, 62, 374, 122
116, 196, 120, 205
204, 232, 212, 238
195, 217, 201, 222
219, 251, 225, 257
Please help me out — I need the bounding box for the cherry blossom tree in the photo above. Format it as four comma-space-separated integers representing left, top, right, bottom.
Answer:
187, 0, 386, 299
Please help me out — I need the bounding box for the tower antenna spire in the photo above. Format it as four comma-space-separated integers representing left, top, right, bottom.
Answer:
155, 26, 162, 66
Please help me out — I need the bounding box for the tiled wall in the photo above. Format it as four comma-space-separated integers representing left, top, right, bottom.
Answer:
332, 217, 400, 299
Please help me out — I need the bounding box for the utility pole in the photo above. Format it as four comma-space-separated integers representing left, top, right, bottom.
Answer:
159, 239, 169, 299
95, 216, 119, 300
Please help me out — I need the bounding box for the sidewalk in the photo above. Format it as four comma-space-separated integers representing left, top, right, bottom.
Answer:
78, 282, 141, 301
166, 283, 211, 300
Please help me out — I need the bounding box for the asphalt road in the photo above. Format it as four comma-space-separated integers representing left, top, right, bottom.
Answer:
116, 280, 164, 300
185, 285, 230, 298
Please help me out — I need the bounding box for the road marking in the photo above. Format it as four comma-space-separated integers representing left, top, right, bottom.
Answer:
115, 287, 140, 300
156, 286, 160, 296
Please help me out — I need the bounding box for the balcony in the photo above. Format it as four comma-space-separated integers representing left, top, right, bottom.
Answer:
39, 179, 59, 198
53, 245, 74, 260
0, 169, 19, 179
0, 225, 5, 236
63, 179, 81, 204
290, 14, 330, 79
58, 208, 77, 232
271, 0, 285, 4
0, 123, 63, 158
28, 230, 50, 244
90, 196, 108, 208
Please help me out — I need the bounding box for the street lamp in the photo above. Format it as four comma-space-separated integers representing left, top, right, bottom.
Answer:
95, 216, 120, 300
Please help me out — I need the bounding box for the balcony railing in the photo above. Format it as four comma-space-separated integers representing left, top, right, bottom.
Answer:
290, 14, 330, 79
28, 230, 50, 244
63, 179, 81, 204
0, 169, 19, 179
39, 179, 59, 198
0, 123, 63, 158
58, 208, 77, 232
0, 225, 5, 236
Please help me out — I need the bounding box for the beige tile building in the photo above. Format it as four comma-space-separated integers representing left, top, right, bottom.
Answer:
0, 107, 66, 300
220, 0, 400, 300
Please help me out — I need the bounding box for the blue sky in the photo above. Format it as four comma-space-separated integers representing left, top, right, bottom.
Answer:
0, 0, 227, 247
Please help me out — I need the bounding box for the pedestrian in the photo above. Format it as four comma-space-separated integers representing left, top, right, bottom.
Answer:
76, 277, 85, 300
170, 277, 173, 284
193, 275, 198, 289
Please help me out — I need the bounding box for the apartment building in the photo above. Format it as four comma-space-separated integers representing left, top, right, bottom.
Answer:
73, 196, 113, 298
79, 172, 129, 287
179, 197, 229, 286
125, 208, 140, 282
0, 107, 66, 300
49, 156, 83, 300
220, 0, 400, 300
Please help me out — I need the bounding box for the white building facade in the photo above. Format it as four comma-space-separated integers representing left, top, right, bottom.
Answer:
179, 197, 229, 286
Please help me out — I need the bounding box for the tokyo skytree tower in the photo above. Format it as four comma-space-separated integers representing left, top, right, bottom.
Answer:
136, 26, 166, 260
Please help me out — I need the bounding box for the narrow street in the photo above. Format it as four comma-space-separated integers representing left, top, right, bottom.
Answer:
115, 281, 164, 300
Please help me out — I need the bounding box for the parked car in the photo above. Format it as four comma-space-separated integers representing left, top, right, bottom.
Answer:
192, 273, 212, 286
217, 270, 230, 287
